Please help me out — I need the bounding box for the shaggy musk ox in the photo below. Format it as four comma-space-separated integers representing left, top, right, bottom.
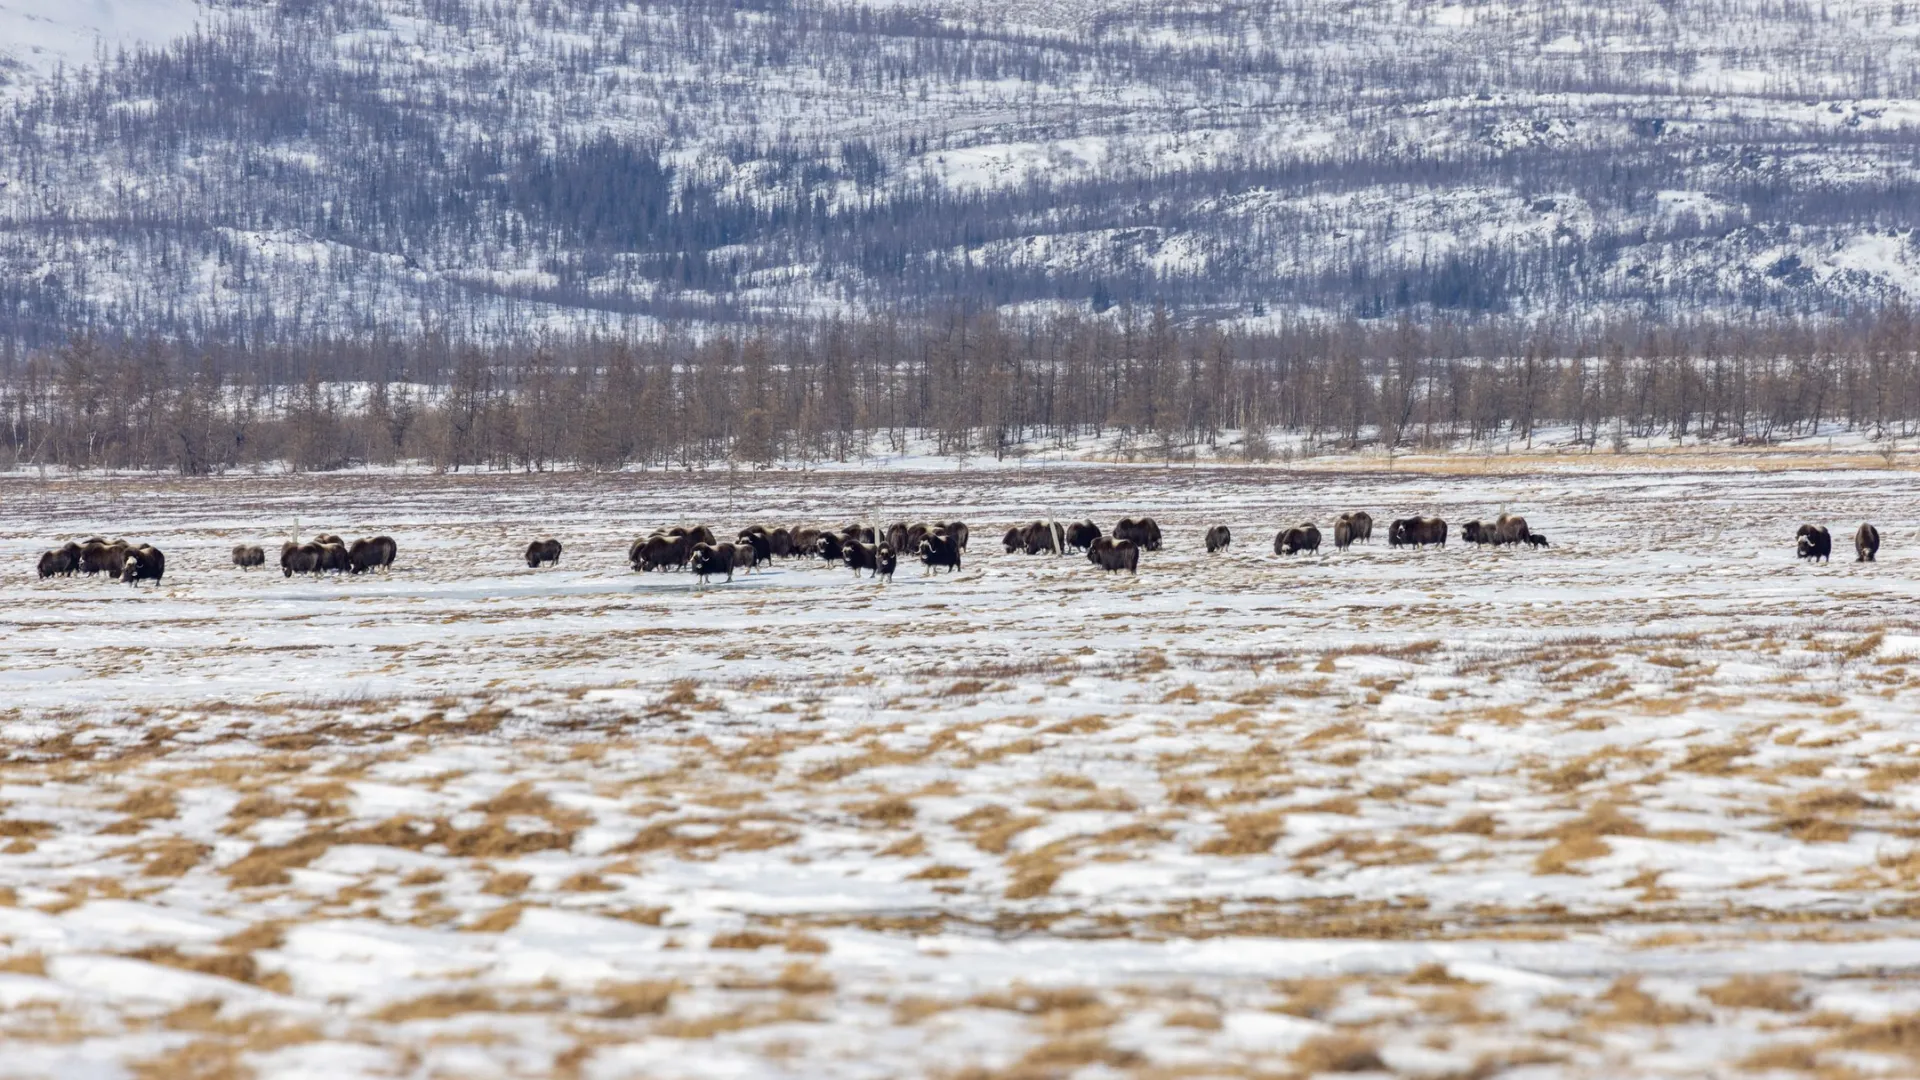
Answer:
349, 534, 397, 576
1205, 525, 1232, 553
689, 542, 738, 583
348, 539, 384, 574
736, 525, 769, 562
815, 531, 845, 562
1275, 523, 1321, 555
1389, 516, 1448, 548
1002, 526, 1023, 554
840, 524, 876, 544
37, 544, 79, 578
937, 521, 970, 551
1464, 515, 1531, 546
1857, 523, 1881, 562
738, 530, 771, 569
770, 527, 796, 558
120, 545, 165, 587
79, 539, 132, 576
318, 541, 351, 574
1494, 514, 1532, 546
631, 533, 689, 572
232, 544, 266, 569
843, 540, 895, 579
1346, 511, 1374, 544
1114, 517, 1162, 551
918, 533, 962, 573
842, 540, 877, 575
281, 541, 315, 577
1064, 520, 1101, 552
1525, 534, 1550, 548
731, 541, 759, 575
1797, 524, 1833, 562
525, 539, 563, 568
1333, 516, 1355, 551
1087, 536, 1139, 574
1018, 520, 1062, 555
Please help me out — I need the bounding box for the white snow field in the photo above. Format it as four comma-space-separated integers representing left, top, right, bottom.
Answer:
5, 460, 1920, 1077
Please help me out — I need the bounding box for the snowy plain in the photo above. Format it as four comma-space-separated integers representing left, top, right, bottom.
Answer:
3, 459, 1920, 1076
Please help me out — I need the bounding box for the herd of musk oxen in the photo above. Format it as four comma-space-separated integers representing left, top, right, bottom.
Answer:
30, 512, 1890, 586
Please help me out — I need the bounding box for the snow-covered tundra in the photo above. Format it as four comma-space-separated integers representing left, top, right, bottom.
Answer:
1, 462, 1917, 1078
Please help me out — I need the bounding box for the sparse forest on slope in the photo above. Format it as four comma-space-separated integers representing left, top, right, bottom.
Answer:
1, 0, 1919, 343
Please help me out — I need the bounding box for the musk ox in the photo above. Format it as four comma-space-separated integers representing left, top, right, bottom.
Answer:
1003, 526, 1024, 554
317, 541, 350, 574
840, 524, 876, 544
80, 539, 131, 576
738, 530, 771, 569
919, 533, 962, 573
280, 541, 323, 577
1403, 516, 1448, 547
1275, 523, 1321, 556
937, 521, 971, 551
770, 527, 796, 558
525, 539, 563, 568
1494, 514, 1531, 546
815, 531, 845, 562
731, 540, 759, 575
631, 533, 688, 572
790, 527, 821, 557
1020, 521, 1062, 556
1525, 533, 1550, 548
1064, 520, 1101, 552
1346, 511, 1374, 544
232, 544, 266, 569
1114, 517, 1162, 551
1460, 520, 1487, 544
120, 545, 165, 587
1205, 525, 1232, 553
1797, 524, 1833, 562
844, 540, 892, 578
37, 546, 78, 578
1087, 536, 1139, 574
1333, 516, 1355, 551
685, 525, 718, 547
1856, 523, 1881, 562
349, 538, 388, 574
690, 542, 737, 583
885, 522, 911, 554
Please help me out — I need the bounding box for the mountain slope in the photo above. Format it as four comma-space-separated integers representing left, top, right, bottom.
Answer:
1, 0, 1918, 340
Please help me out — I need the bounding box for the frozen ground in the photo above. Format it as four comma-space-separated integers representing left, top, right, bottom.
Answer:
4, 462, 1920, 1077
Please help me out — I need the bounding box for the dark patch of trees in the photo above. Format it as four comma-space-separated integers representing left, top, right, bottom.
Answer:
7, 305, 1920, 472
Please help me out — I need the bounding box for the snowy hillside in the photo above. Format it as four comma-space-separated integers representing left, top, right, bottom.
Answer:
1, 0, 1918, 339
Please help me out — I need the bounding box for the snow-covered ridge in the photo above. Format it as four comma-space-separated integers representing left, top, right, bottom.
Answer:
1, 0, 1918, 339
0, 0, 211, 87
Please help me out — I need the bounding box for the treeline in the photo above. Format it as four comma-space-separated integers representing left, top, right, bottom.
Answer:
5, 308, 1920, 473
